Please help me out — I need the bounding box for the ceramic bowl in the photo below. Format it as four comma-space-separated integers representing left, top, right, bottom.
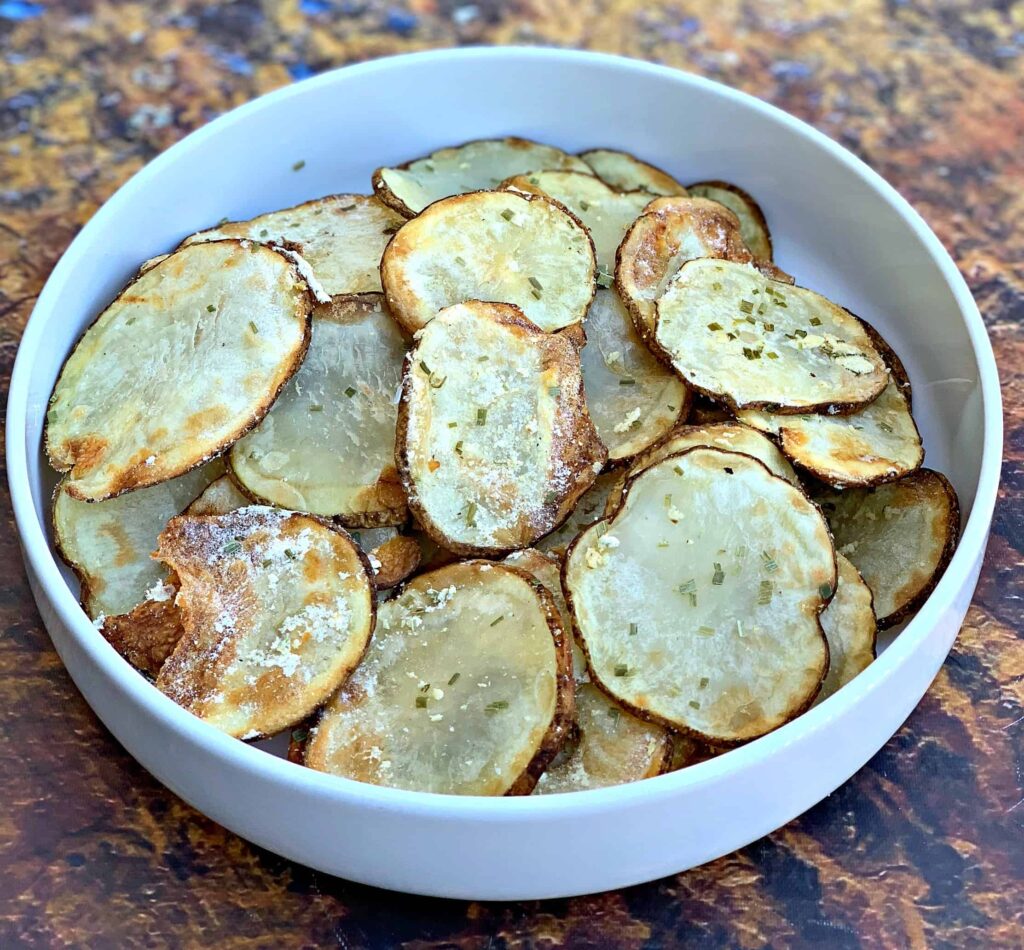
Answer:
6, 47, 1001, 900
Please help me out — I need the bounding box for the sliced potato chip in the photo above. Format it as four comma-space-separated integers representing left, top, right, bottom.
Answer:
536, 471, 619, 558
180, 195, 405, 295
604, 422, 800, 513
229, 294, 407, 525
305, 561, 574, 795
380, 190, 596, 334
687, 180, 773, 262
579, 148, 687, 197
615, 197, 753, 345
565, 449, 833, 743
183, 474, 250, 517
578, 290, 689, 462
372, 137, 590, 217
815, 554, 876, 704
156, 508, 375, 739
366, 534, 421, 590
534, 683, 672, 794
100, 597, 184, 679
53, 459, 224, 620
737, 321, 922, 486
815, 470, 959, 627
655, 260, 888, 413
398, 301, 606, 555
46, 241, 314, 501
501, 171, 650, 271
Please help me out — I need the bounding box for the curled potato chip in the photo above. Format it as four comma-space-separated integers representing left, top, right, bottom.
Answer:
46, 241, 314, 501
305, 561, 574, 795
615, 197, 753, 345
687, 180, 773, 262
53, 459, 224, 620
229, 294, 407, 525
579, 148, 687, 196
366, 533, 421, 590
578, 290, 690, 462
565, 449, 833, 744
99, 597, 185, 679
815, 554, 877, 704
183, 474, 249, 517
655, 260, 888, 413
501, 171, 650, 271
815, 470, 959, 627
737, 322, 922, 487
537, 471, 619, 558
604, 422, 800, 513
180, 195, 405, 295
398, 301, 606, 555
372, 137, 590, 217
156, 508, 375, 739
380, 190, 596, 334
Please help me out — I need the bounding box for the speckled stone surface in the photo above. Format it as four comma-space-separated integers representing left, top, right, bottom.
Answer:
1, 1, 1023, 946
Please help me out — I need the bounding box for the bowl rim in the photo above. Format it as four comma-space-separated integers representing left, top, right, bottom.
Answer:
6, 45, 1003, 821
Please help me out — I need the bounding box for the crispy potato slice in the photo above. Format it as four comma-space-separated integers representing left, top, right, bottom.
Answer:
501, 172, 650, 271
737, 323, 922, 486
815, 554, 877, 704
229, 294, 407, 525
579, 149, 687, 197
380, 190, 596, 334
372, 137, 590, 217
305, 561, 574, 795
534, 683, 672, 794
46, 241, 314, 501
687, 181, 773, 262
504, 551, 673, 793
536, 471, 619, 558
604, 422, 800, 513
398, 301, 606, 555
99, 597, 184, 679
183, 474, 250, 516
155, 508, 375, 739
655, 260, 888, 413
367, 533, 421, 590
180, 195, 405, 295
615, 197, 753, 345
815, 470, 959, 627
565, 449, 833, 744
578, 290, 690, 462
52, 459, 224, 620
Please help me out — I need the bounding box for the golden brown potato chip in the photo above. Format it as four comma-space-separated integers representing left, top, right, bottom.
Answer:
686, 180, 773, 262
815, 554, 877, 704
579, 148, 687, 196
183, 474, 250, 517
536, 471, 620, 559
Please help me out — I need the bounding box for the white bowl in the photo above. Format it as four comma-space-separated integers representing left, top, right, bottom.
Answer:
6, 47, 1001, 900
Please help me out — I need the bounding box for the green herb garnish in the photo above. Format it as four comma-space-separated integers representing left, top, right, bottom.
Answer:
528, 276, 543, 291
629, 623, 638, 636
292, 159, 306, 171
711, 563, 725, 586
707, 322, 723, 331
415, 695, 428, 709
501, 209, 514, 221
758, 580, 773, 605
345, 386, 356, 398
618, 378, 636, 386
485, 700, 509, 713
490, 615, 504, 627
476, 408, 487, 425
465, 502, 478, 527
761, 550, 778, 572
819, 583, 834, 600
739, 300, 754, 314
448, 672, 460, 686
809, 316, 822, 326
222, 541, 242, 556
613, 664, 629, 677
309, 404, 324, 412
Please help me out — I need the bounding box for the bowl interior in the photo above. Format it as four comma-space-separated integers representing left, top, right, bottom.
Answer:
15, 49, 990, 761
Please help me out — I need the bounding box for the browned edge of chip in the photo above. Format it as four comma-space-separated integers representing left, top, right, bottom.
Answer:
379, 190, 598, 337
99, 596, 185, 680
45, 240, 316, 501
578, 147, 687, 196
561, 447, 835, 746
368, 534, 421, 589
856, 315, 913, 405
686, 179, 774, 262
688, 394, 734, 425
371, 136, 588, 218
395, 300, 607, 557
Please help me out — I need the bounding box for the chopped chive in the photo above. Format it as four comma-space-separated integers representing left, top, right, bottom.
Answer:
619, 378, 636, 386
819, 583, 834, 600
309, 404, 324, 412
673, 464, 683, 476
688, 700, 701, 710
742, 347, 762, 360
528, 276, 543, 291
345, 386, 356, 398
739, 300, 754, 314
284, 548, 297, 560
248, 320, 259, 334
455, 255, 466, 265
707, 322, 723, 331
477, 355, 489, 362
476, 408, 487, 425
485, 700, 509, 712
664, 493, 672, 507
291, 727, 308, 742
761, 550, 778, 573
415, 695, 428, 708
222, 541, 242, 556
419, 360, 432, 376
699, 676, 709, 688
531, 289, 542, 300
261, 558, 273, 569
419, 682, 431, 692
423, 163, 434, 172
548, 386, 560, 397
465, 502, 478, 527
292, 159, 306, 171
628, 622, 638, 636
339, 204, 356, 212
501, 209, 514, 221
878, 421, 894, 433
711, 562, 725, 585
454, 440, 463, 456
613, 664, 629, 677
745, 315, 757, 325
762, 322, 775, 331
579, 199, 590, 211
712, 281, 722, 291
657, 541, 670, 548
206, 304, 216, 312
758, 304, 767, 315
794, 328, 807, 338
448, 672, 461, 685
447, 421, 458, 428
259, 229, 268, 237
758, 580, 774, 605
767, 351, 779, 360
490, 615, 504, 627
809, 316, 822, 326
429, 375, 447, 389
697, 626, 715, 638
596, 266, 614, 288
